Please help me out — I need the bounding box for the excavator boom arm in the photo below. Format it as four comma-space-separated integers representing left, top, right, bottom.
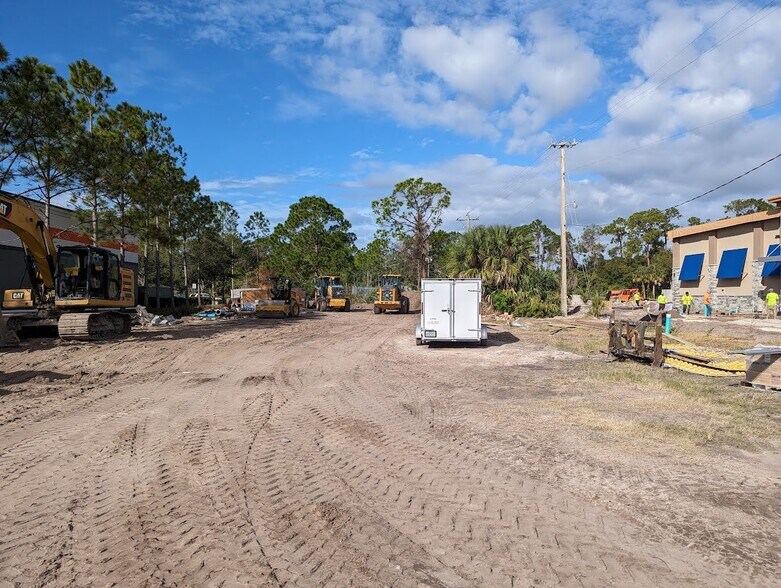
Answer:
0, 193, 56, 288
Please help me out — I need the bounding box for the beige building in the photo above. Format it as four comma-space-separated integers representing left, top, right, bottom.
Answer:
668, 195, 781, 314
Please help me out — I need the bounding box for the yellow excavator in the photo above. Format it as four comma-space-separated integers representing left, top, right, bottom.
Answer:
0, 192, 136, 341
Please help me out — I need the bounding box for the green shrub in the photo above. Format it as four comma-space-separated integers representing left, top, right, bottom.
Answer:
488, 288, 559, 318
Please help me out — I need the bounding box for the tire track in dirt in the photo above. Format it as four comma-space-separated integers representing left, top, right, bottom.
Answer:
379, 320, 781, 583
239, 314, 748, 587
1, 311, 774, 586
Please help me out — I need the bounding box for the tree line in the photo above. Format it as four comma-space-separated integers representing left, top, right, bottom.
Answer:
2, 42, 769, 315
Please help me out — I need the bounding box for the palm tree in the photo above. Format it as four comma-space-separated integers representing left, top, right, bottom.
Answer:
446, 225, 534, 290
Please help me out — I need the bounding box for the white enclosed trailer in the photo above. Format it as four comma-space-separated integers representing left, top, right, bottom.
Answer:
416, 278, 488, 346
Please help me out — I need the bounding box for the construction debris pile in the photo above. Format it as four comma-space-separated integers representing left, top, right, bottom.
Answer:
135, 306, 182, 327
195, 308, 235, 320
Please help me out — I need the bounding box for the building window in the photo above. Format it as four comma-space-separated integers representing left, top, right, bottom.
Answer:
716, 248, 748, 279
761, 244, 781, 277
679, 253, 704, 282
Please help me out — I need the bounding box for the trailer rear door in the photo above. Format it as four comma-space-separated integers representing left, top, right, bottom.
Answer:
453, 280, 480, 340
422, 280, 452, 339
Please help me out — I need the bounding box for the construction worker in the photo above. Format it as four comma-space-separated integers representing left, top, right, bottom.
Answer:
703, 291, 712, 317
766, 289, 779, 319
681, 291, 693, 315
657, 292, 667, 322
633, 291, 641, 307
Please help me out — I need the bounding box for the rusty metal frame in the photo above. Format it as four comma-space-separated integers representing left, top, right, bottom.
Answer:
608, 311, 664, 367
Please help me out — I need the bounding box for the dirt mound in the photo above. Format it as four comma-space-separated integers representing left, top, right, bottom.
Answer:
404, 290, 421, 311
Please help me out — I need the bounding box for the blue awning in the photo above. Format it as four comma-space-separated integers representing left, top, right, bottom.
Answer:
716, 248, 748, 279
679, 253, 704, 281
762, 244, 781, 277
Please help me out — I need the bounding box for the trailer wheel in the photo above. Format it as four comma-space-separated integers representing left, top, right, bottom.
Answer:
373, 305, 381, 314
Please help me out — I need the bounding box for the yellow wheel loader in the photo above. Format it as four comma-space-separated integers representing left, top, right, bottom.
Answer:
313, 276, 350, 312
0, 192, 136, 341
253, 276, 305, 317
373, 274, 409, 314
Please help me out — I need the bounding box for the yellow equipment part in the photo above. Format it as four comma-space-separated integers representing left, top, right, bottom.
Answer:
329, 298, 346, 308
664, 357, 745, 377
663, 342, 745, 376
375, 301, 401, 310
257, 304, 287, 313
3, 289, 34, 309
0, 193, 55, 287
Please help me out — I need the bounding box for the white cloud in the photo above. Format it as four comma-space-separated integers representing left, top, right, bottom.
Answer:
201, 175, 290, 190
400, 21, 526, 107
312, 59, 501, 139
324, 11, 386, 65
351, 148, 383, 160
276, 94, 322, 120
202, 168, 325, 192
127, 1, 180, 26
132, 2, 602, 147
129, 0, 781, 244
501, 11, 601, 151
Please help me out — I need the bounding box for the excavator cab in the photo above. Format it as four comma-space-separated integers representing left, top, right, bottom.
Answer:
56, 246, 122, 301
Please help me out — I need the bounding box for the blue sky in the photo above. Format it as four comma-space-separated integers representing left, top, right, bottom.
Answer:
4, 1, 781, 245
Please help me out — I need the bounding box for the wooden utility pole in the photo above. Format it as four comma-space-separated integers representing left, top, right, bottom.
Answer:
550, 141, 576, 317
457, 211, 479, 231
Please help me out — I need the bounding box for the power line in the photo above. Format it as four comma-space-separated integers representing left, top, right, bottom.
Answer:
586, 1, 744, 131
668, 151, 781, 209
456, 211, 479, 230
457, 3, 778, 228
569, 97, 781, 173
468, 148, 558, 217
575, 2, 778, 145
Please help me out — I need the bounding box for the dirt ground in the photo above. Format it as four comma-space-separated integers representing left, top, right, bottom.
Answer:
1, 310, 779, 587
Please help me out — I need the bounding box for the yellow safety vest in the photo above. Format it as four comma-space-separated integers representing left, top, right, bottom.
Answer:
657, 294, 667, 304
767, 292, 779, 307
682, 295, 692, 305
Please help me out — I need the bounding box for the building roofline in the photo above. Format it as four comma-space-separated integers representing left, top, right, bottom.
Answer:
668, 208, 781, 240
0, 189, 78, 214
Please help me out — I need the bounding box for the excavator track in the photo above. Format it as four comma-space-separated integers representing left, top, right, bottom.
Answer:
58, 312, 132, 341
